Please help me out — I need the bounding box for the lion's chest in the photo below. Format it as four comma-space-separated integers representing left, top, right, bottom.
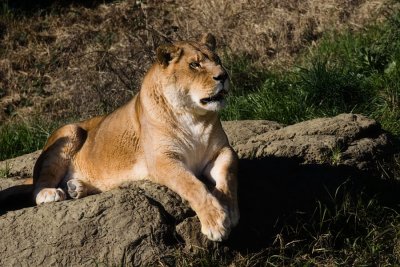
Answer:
182, 138, 210, 176
175, 117, 216, 176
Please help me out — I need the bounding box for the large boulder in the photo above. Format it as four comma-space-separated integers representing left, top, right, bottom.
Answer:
0, 114, 396, 265
223, 113, 390, 170
0, 181, 192, 266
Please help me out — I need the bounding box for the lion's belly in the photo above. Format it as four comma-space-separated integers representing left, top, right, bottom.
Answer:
66, 158, 149, 192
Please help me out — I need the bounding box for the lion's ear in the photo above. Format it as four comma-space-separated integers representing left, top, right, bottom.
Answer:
156, 44, 182, 67
200, 33, 216, 51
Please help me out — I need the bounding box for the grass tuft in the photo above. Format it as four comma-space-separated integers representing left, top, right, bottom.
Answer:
0, 161, 11, 178
0, 119, 60, 161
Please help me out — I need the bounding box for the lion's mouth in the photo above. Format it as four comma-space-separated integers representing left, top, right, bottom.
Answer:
200, 89, 228, 105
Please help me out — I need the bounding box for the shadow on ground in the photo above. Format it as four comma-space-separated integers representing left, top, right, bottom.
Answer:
1, 156, 400, 252
0, 185, 34, 215
226, 157, 400, 251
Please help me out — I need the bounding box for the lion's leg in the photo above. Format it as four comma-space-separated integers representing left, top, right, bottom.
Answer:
204, 146, 239, 228
33, 124, 86, 205
150, 158, 231, 241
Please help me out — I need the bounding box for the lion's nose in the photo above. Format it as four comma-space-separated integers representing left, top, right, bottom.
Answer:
213, 72, 228, 83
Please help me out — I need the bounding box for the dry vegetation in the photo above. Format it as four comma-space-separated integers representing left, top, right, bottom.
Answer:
0, 0, 392, 124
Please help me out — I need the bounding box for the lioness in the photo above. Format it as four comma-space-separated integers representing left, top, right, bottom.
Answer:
33, 33, 239, 241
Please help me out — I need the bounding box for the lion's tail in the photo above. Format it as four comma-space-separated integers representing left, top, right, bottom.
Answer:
0, 178, 34, 214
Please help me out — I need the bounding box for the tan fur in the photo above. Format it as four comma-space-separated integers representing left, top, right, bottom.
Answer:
33, 34, 239, 241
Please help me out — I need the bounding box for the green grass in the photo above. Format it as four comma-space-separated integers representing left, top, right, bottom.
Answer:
222, 10, 400, 135
0, 119, 61, 161
0, 161, 11, 178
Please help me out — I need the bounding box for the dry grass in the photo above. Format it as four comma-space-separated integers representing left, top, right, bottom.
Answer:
1, 1, 160, 122
0, 0, 393, 124
173, 0, 390, 67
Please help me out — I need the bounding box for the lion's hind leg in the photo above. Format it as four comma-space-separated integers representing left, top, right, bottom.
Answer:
67, 179, 88, 199
33, 124, 87, 205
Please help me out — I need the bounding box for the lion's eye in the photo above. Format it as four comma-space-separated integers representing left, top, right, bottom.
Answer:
189, 62, 201, 69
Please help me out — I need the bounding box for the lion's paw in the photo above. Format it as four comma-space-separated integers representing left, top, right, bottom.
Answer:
67, 179, 88, 199
35, 188, 66, 205
198, 196, 231, 241
212, 188, 240, 229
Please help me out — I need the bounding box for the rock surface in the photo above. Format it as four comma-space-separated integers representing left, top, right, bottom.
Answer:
223, 114, 390, 170
0, 182, 187, 266
0, 114, 396, 266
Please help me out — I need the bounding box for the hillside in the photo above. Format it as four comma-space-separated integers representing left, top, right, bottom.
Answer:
0, 0, 392, 123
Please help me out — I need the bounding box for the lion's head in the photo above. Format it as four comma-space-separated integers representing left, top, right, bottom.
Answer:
155, 33, 229, 115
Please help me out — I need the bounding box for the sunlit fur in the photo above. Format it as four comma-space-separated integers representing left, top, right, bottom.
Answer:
33, 34, 239, 241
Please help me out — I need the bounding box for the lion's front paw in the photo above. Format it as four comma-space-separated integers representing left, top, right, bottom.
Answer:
67, 179, 88, 199
212, 188, 240, 229
198, 196, 231, 241
35, 188, 66, 205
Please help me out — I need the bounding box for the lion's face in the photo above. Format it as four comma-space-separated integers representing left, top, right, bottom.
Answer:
157, 34, 230, 115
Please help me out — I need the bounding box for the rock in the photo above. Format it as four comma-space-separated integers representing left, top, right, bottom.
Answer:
176, 217, 215, 251
0, 114, 396, 265
222, 120, 284, 147
0, 150, 41, 178
224, 114, 391, 171
0, 181, 189, 266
